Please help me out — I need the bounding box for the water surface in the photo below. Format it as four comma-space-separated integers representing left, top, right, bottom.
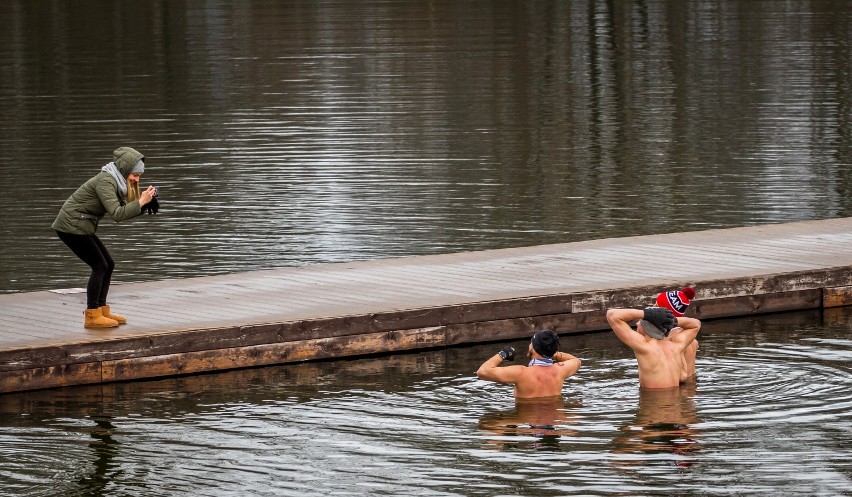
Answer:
0, 3, 850, 495
0, 309, 849, 496
0, 0, 849, 292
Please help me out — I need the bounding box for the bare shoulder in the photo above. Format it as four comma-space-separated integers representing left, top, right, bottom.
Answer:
631, 337, 661, 356
554, 358, 581, 378
668, 326, 699, 351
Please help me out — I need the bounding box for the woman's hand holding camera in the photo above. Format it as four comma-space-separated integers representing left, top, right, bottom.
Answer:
140, 186, 160, 214
140, 185, 157, 206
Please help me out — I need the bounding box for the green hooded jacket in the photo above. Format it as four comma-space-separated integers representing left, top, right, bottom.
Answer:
51, 147, 145, 235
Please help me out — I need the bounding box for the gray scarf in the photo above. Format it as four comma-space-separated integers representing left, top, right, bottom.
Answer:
101, 162, 127, 196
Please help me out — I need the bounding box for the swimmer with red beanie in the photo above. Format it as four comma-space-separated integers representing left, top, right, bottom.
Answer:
655, 287, 696, 318
653, 287, 699, 382
607, 287, 701, 388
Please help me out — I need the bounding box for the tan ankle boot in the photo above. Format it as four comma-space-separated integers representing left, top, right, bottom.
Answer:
100, 305, 127, 325
84, 308, 119, 329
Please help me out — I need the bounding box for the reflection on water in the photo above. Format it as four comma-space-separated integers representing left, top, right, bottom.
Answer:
0, 0, 850, 293
478, 396, 579, 451
77, 417, 120, 496
610, 383, 702, 469
0, 309, 849, 496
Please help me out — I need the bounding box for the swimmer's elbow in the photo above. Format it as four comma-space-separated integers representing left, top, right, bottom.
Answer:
477, 364, 504, 382
476, 367, 491, 380
681, 317, 702, 333
606, 309, 626, 327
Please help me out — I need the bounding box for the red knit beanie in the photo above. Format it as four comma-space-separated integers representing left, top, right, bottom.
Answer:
655, 287, 695, 317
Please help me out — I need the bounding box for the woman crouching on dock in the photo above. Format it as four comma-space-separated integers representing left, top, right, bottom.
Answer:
52, 146, 159, 328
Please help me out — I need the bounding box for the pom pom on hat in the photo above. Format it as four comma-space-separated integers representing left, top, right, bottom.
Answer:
655, 287, 695, 317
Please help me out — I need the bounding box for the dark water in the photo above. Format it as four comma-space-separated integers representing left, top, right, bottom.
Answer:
0, 0, 850, 293
1, 3, 851, 495
0, 309, 849, 496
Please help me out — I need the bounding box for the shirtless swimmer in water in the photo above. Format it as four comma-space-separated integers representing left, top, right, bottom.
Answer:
476, 330, 581, 399
652, 287, 699, 383
607, 307, 701, 389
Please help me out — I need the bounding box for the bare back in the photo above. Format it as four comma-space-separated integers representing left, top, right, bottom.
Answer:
633, 339, 686, 389
512, 363, 576, 398
607, 308, 702, 389
476, 351, 582, 399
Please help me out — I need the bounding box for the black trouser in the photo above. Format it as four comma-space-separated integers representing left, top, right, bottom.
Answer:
56, 231, 115, 309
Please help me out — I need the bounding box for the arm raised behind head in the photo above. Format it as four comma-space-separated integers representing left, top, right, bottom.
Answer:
552, 351, 582, 378
476, 353, 525, 384
670, 316, 701, 350
606, 308, 646, 350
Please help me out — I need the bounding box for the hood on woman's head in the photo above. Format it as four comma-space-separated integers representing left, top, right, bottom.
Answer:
113, 147, 145, 177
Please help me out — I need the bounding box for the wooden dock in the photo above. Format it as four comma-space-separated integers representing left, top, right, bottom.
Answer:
2, 218, 851, 394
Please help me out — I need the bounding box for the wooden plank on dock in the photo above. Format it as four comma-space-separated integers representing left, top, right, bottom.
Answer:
0, 217, 850, 393
824, 286, 852, 308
